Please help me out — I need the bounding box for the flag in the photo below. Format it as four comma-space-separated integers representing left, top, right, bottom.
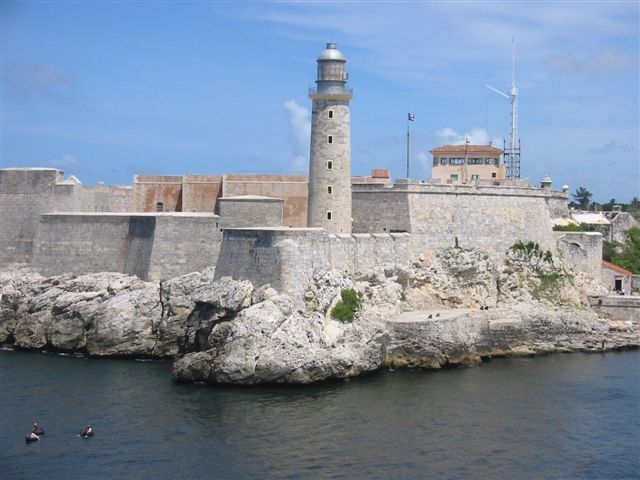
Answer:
408, 113, 415, 121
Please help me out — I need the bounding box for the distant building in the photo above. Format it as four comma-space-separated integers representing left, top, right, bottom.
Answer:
430, 143, 505, 185
602, 260, 632, 295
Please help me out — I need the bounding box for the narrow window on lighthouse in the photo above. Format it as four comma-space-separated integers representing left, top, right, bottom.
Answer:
327, 185, 333, 195
328, 110, 334, 119
327, 135, 333, 144
327, 211, 332, 220
327, 161, 333, 170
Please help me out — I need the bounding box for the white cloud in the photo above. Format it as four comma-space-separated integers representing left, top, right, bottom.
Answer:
283, 99, 310, 171
435, 127, 501, 146
289, 154, 307, 173
4, 63, 83, 105
589, 140, 635, 155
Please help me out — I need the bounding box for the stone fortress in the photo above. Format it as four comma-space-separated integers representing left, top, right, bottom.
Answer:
0, 42, 619, 296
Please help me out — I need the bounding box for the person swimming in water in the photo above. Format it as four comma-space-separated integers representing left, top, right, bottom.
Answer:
32, 422, 44, 435
81, 425, 93, 438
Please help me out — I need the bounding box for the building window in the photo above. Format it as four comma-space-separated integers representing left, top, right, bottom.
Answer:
327, 161, 333, 170
491, 172, 497, 178
328, 135, 333, 144
471, 174, 480, 180
485, 158, 493, 164
327, 211, 332, 220
440, 158, 447, 165
156, 202, 164, 212
327, 185, 333, 194
328, 110, 334, 119
494, 159, 500, 166
450, 174, 459, 181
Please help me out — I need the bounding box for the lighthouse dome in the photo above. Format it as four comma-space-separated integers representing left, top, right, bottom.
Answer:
318, 43, 345, 61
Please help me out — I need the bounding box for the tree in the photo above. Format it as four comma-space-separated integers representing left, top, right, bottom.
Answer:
570, 186, 592, 210
608, 227, 640, 273
601, 198, 617, 211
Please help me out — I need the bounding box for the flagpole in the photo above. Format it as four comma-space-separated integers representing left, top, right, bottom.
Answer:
406, 118, 410, 178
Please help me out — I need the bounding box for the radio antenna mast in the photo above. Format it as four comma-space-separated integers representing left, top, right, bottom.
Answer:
486, 38, 520, 179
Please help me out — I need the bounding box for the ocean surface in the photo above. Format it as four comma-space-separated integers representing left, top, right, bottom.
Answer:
1, 348, 638, 480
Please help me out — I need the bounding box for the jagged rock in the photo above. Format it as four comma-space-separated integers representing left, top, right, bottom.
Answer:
86, 282, 162, 356
172, 291, 388, 384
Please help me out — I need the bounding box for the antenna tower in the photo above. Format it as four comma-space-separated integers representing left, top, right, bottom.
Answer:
486, 39, 520, 179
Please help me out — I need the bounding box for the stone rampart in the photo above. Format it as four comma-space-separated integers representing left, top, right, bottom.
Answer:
31, 213, 221, 281
1, 168, 132, 266
214, 228, 412, 297
353, 182, 568, 259
218, 196, 284, 229
588, 295, 640, 323
555, 232, 602, 279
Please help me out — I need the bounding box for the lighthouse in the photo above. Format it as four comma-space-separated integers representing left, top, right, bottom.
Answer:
307, 42, 353, 234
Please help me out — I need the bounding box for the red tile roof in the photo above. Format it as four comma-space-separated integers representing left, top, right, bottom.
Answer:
602, 260, 633, 276
429, 145, 503, 155
371, 168, 390, 178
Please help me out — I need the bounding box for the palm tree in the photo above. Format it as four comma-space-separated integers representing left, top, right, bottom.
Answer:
571, 187, 592, 210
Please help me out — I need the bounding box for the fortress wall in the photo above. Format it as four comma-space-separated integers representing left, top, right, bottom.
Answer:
147, 214, 221, 281
588, 296, 640, 322
408, 191, 556, 258
218, 197, 284, 228
214, 228, 331, 293
31, 213, 221, 281
70, 184, 133, 212
31, 214, 141, 277
215, 229, 412, 298
1, 169, 75, 265
133, 175, 183, 212
182, 174, 222, 213
555, 232, 602, 279
352, 188, 411, 233
546, 195, 570, 219
222, 174, 308, 227
353, 183, 566, 260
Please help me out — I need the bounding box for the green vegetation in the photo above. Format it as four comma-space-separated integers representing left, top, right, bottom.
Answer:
532, 271, 563, 300
570, 186, 593, 210
553, 223, 599, 232
568, 186, 640, 220
603, 227, 640, 274
509, 241, 564, 301
330, 288, 361, 322
509, 240, 554, 264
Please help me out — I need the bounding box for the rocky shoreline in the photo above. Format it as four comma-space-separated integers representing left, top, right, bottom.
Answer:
1, 247, 638, 385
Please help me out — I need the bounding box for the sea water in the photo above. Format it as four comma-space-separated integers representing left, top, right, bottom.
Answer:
1, 349, 638, 479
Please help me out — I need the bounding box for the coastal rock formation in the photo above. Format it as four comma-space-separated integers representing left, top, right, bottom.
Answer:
172, 275, 388, 384
1, 246, 637, 385
0, 265, 163, 355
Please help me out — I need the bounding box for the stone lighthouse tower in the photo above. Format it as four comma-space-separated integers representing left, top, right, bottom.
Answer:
307, 42, 352, 233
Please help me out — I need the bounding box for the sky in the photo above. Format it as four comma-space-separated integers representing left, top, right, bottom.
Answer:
1, 1, 638, 203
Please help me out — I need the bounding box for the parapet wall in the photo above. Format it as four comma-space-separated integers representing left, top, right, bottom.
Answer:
31, 213, 221, 281
0, 168, 132, 266
353, 182, 568, 259
214, 228, 412, 297
555, 232, 603, 280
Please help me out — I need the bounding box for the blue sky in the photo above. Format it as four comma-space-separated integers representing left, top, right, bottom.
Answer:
1, 1, 638, 202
